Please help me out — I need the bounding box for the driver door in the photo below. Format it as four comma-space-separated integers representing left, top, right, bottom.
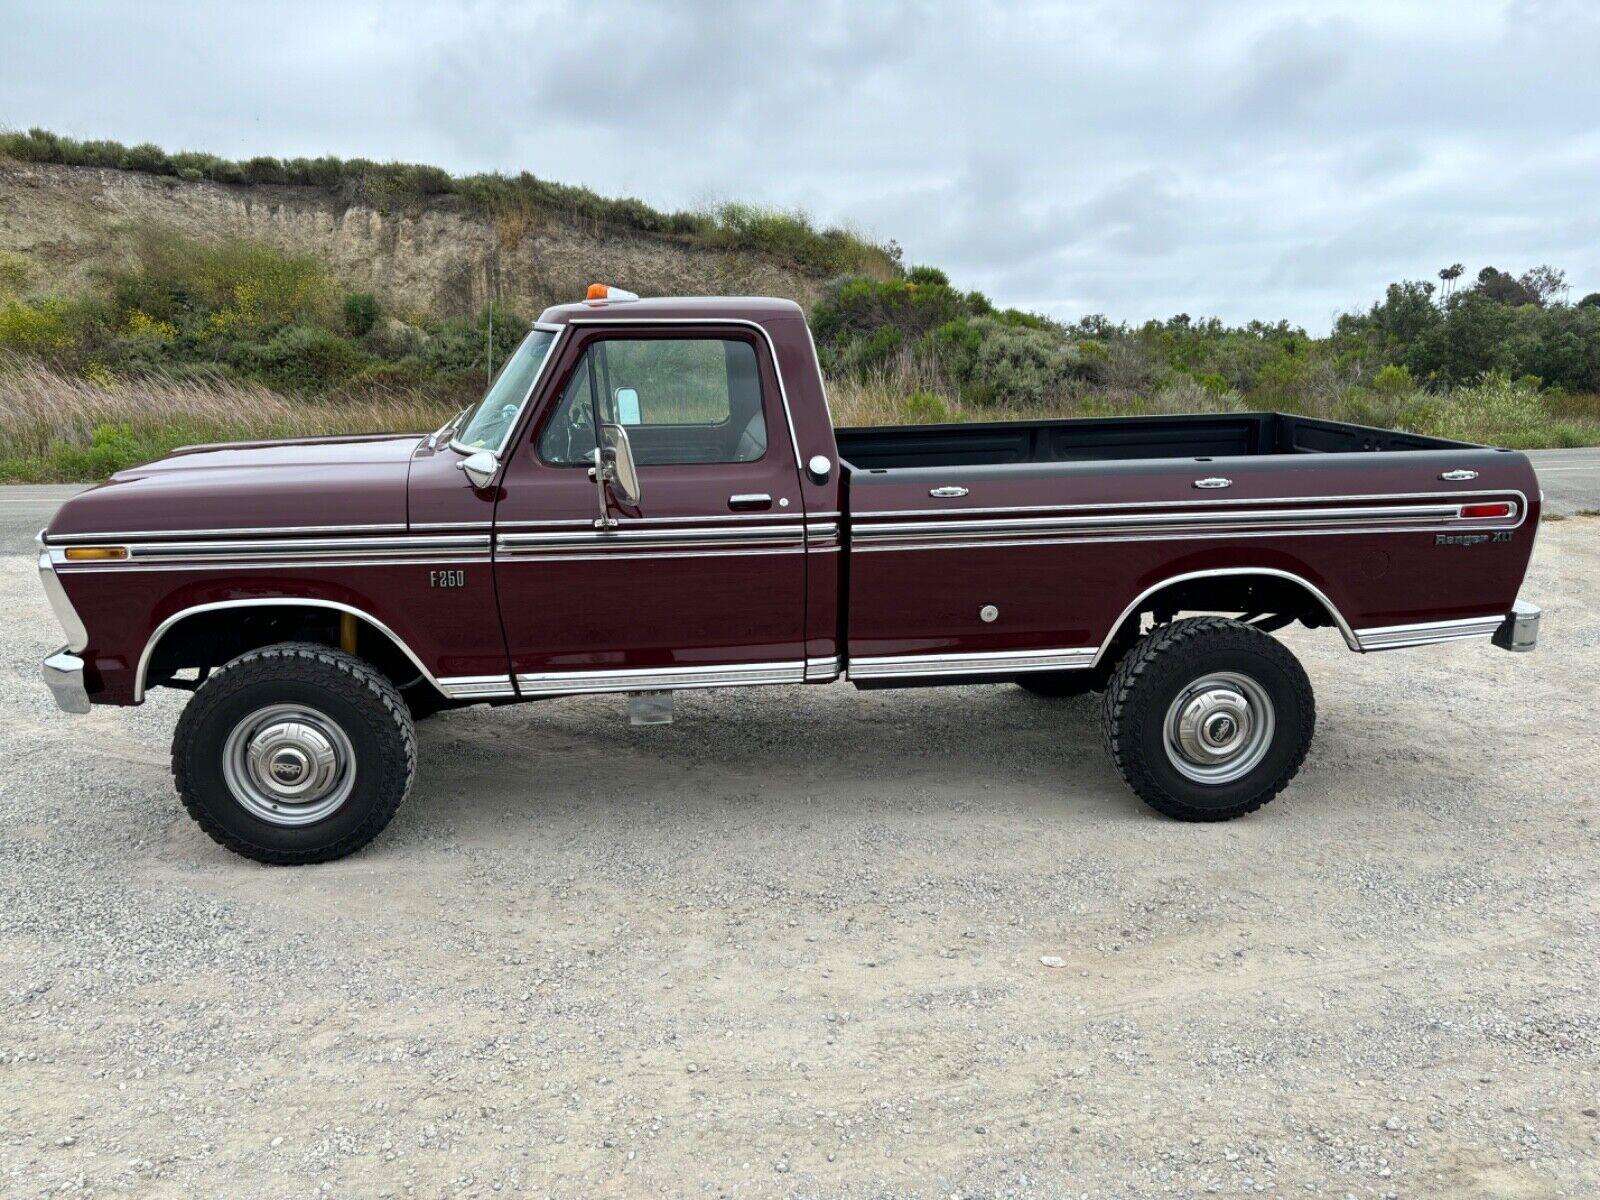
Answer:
492, 325, 808, 694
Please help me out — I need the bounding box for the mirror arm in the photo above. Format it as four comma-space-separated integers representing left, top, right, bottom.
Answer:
590, 455, 617, 529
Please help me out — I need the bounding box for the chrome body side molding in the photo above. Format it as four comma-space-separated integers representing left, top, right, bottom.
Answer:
848, 646, 1098, 680
1354, 614, 1508, 651
804, 655, 842, 681
515, 661, 807, 695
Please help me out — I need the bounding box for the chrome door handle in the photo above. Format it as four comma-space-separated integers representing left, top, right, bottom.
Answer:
929, 486, 969, 498
1193, 477, 1232, 489
1440, 469, 1479, 481
728, 493, 772, 510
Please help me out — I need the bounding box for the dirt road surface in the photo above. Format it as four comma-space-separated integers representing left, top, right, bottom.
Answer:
2, 522, 1598, 1197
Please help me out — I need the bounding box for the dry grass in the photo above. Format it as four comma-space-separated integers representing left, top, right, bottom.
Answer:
0, 358, 454, 481
4, 353, 1597, 483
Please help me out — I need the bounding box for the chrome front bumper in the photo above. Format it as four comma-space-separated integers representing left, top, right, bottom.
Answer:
1493, 599, 1540, 652
43, 648, 91, 713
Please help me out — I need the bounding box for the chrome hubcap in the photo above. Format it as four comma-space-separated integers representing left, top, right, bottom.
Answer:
222, 704, 356, 826
1163, 671, 1275, 785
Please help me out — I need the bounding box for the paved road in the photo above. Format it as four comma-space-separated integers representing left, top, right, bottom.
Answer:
1526, 446, 1600, 514
4, 447, 1598, 554
0, 485, 85, 554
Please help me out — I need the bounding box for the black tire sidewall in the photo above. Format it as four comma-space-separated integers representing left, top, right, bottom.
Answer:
178, 662, 407, 857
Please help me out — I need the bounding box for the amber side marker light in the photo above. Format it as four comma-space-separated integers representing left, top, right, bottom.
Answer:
62, 546, 128, 561
1460, 503, 1514, 520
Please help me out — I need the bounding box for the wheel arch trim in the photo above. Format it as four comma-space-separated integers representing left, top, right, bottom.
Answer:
135, 598, 453, 703
1092, 567, 1359, 667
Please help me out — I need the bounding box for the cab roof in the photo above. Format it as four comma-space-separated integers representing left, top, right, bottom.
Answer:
536, 295, 805, 327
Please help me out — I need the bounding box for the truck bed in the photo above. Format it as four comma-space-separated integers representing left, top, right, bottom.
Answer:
831, 408, 1537, 680
834, 412, 1471, 471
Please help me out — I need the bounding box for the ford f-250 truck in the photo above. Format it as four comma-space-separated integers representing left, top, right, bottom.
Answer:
38, 288, 1542, 863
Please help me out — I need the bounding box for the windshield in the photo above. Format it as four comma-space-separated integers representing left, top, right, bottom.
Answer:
452, 329, 558, 452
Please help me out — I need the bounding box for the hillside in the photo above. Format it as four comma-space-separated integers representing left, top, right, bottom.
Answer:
0, 161, 851, 319
1, 130, 1597, 481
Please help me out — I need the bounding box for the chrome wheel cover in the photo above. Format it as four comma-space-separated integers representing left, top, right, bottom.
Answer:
221, 703, 356, 826
1162, 671, 1275, 786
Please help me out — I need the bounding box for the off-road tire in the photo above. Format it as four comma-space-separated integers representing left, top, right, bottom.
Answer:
172, 642, 416, 864
1016, 672, 1097, 698
1100, 617, 1314, 821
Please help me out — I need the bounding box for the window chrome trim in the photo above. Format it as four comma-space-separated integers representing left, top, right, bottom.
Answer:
515, 660, 806, 695
561, 317, 805, 470
447, 322, 567, 460
134, 599, 507, 703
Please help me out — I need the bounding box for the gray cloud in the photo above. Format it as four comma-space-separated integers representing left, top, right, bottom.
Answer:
1, 0, 1597, 327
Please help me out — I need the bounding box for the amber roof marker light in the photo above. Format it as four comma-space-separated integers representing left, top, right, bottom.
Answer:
584, 283, 640, 305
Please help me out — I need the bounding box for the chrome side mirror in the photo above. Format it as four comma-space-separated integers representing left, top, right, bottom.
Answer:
600, 423, 642, 506
807, 454, 832, 483
456, 450, 498, 490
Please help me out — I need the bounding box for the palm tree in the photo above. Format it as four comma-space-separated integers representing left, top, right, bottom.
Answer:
1438, 263, 1464, 301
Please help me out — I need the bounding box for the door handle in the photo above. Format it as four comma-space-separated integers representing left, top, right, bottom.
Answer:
728, 493, 772, 510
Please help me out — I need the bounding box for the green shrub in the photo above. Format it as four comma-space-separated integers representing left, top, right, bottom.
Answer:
963, 319, 1074, 405
0, 299, 72, 353
343, 291, 381, 338
1371, 363, 1413, 394
902, 391, 949, 423
238, 324, 370, 392
907, 265, 949, 286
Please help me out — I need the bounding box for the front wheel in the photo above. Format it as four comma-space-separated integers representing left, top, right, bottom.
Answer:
1100, 617, 1314, 821
171, 643, 416, 864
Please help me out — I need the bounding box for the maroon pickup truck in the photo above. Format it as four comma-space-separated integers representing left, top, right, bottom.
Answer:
38, 289, 1541, 863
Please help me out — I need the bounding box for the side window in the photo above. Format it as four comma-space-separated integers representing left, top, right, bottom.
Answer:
538, 337, 767, 467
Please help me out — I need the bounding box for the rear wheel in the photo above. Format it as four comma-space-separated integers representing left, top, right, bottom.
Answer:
1100, 617, 1314, 821
172, 642, 416, 864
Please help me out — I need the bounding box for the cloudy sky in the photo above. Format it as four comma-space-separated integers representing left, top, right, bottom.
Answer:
3, 0, 1597, 329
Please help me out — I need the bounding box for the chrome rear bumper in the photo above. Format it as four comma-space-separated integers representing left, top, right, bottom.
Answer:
1492, 599, 1540, 652
43, 648, 91, 713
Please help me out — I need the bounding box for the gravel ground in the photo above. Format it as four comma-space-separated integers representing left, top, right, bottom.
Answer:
2, 522, 1598, 1198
